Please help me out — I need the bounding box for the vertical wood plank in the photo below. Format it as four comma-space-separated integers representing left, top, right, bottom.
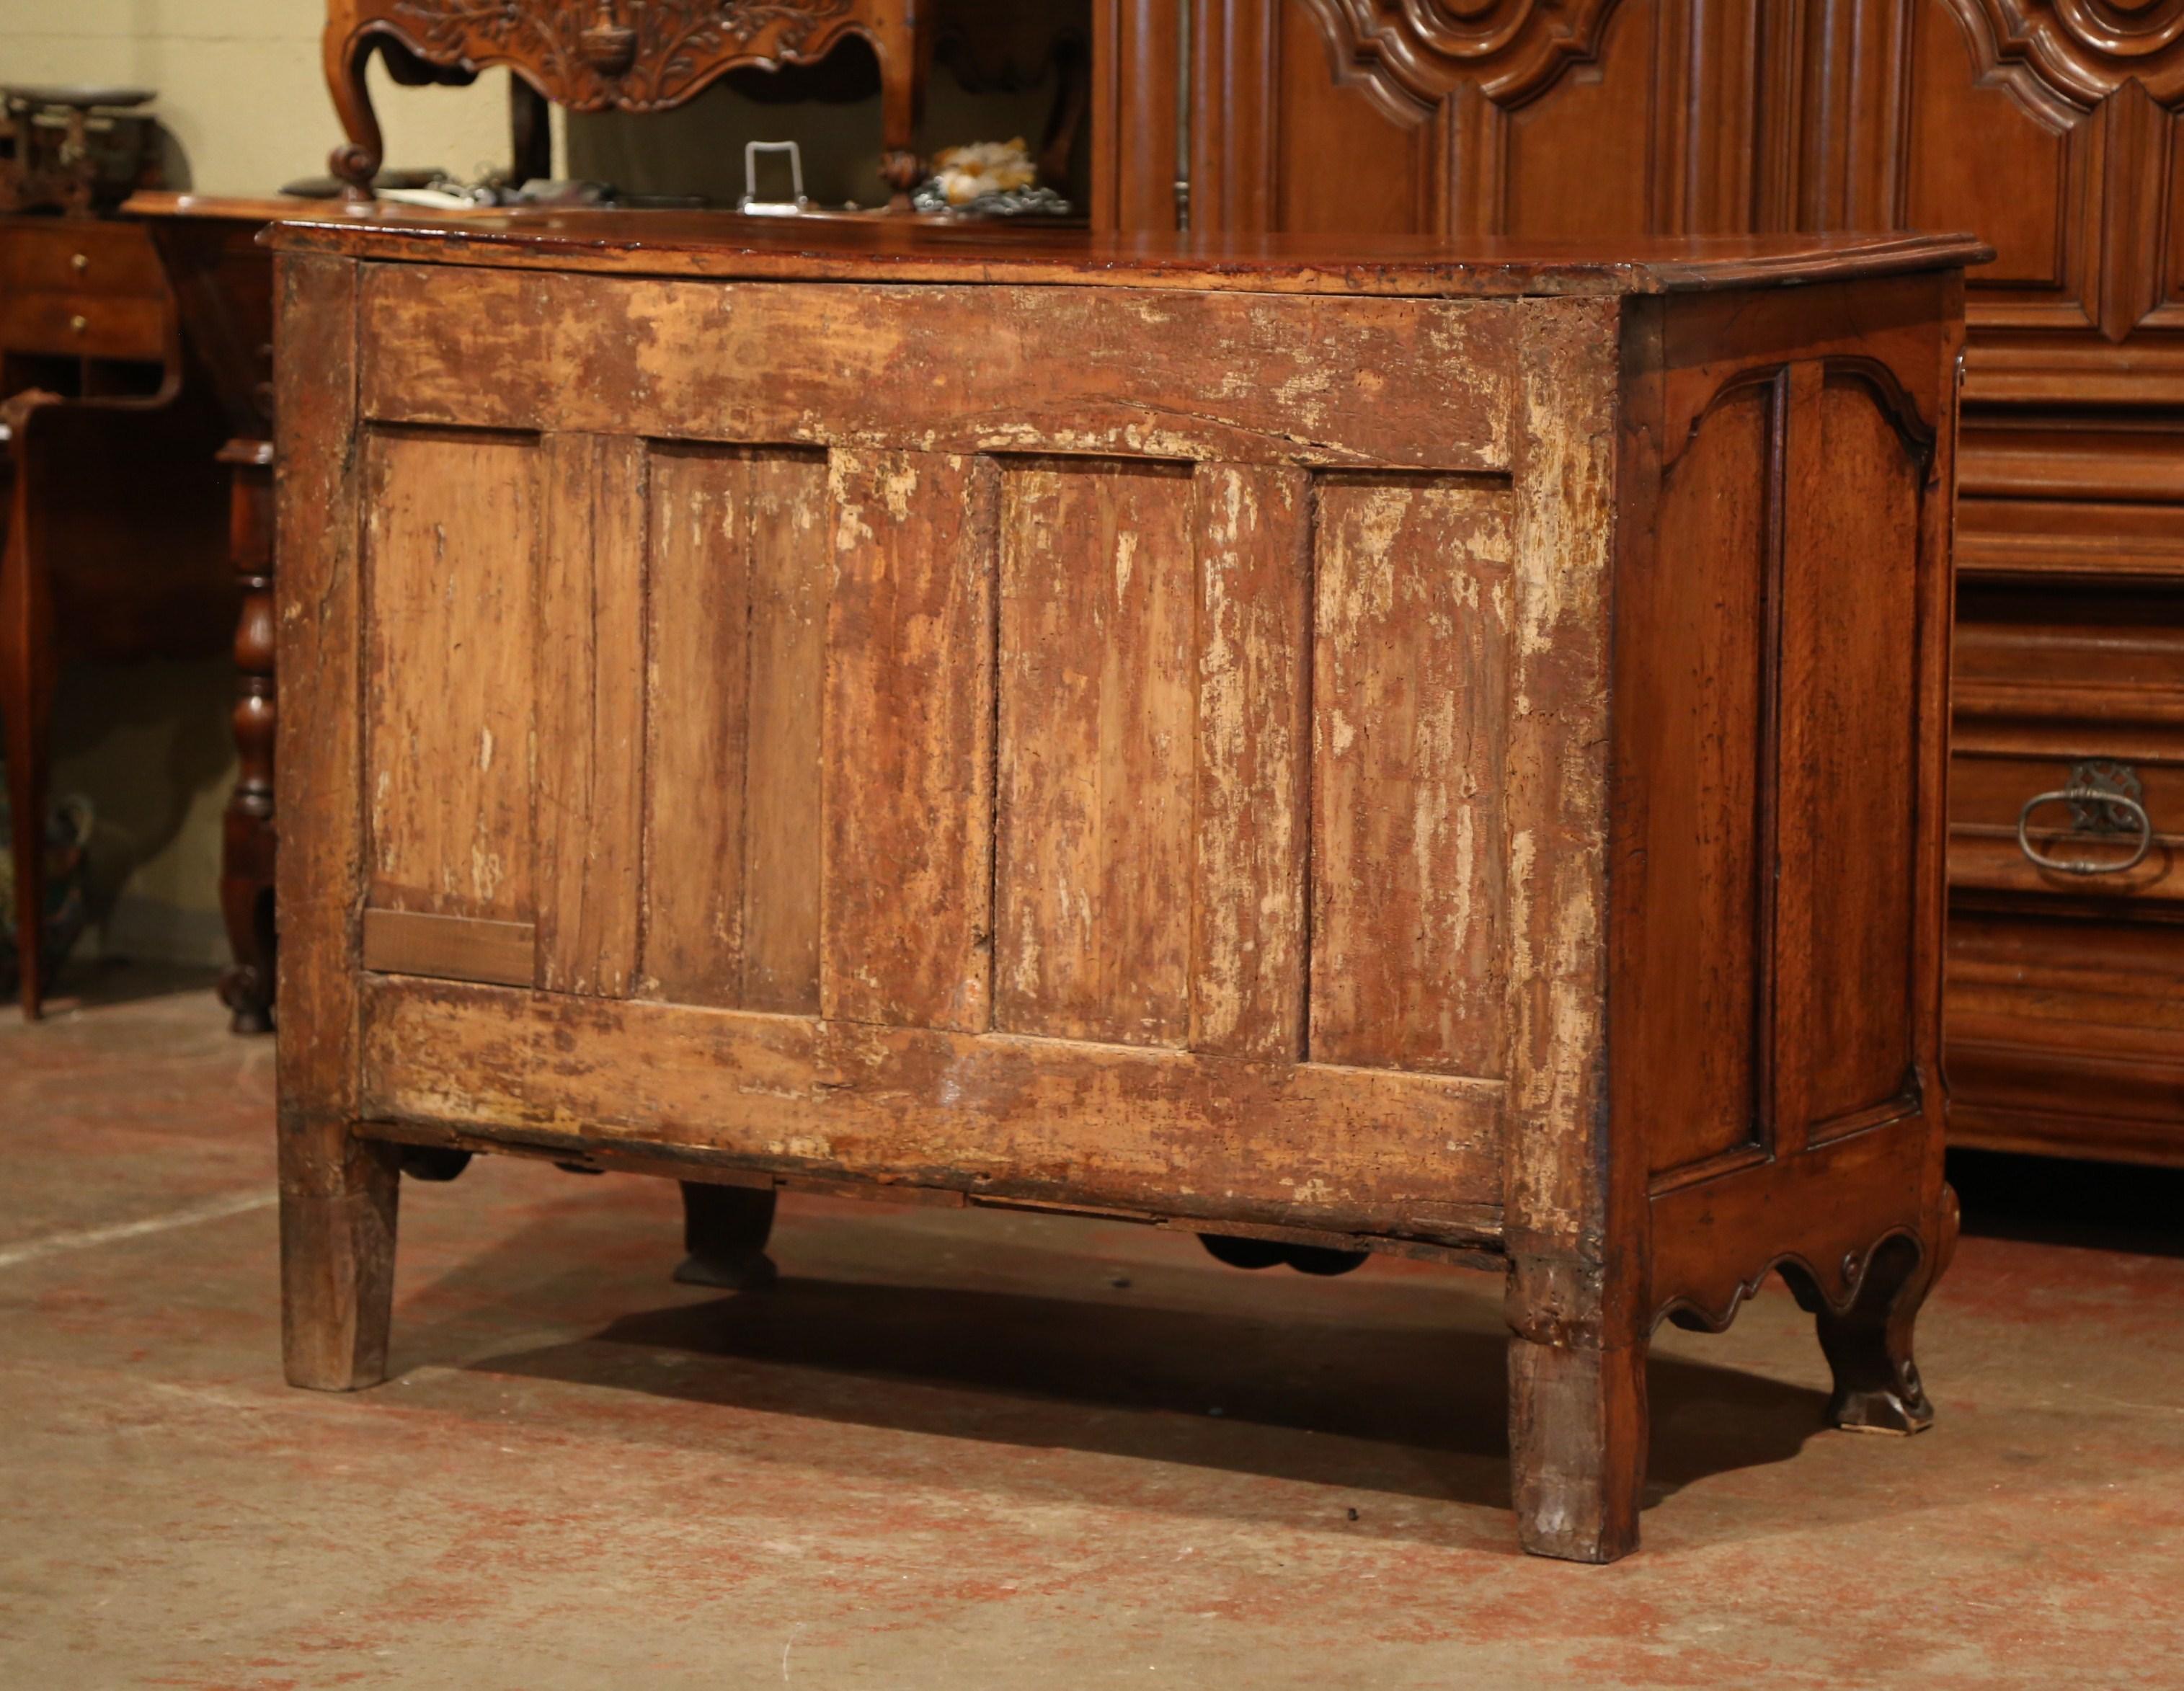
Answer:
363, 427, 539, 926
1619, 381, 1772, 1178
1913, 283, 1966, 1207
640, 448, 753, 1007
1775, 367, 1922, 1143
639, 446, 827, 1013
273, 251, 404, 1393
823, 450, 998, 1032
1190, 462, 1311, 1060
1309, 474, 1514, 1075
536, 432, 646, 997
275, 250, 366, 1124
995, 460, 1197, 1047
1089, 0, 1183, 233
1499, 297, 1628, 1343
740, 452, 828, 1014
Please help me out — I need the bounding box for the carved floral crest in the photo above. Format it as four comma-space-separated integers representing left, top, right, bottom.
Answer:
380, 0, 864, 110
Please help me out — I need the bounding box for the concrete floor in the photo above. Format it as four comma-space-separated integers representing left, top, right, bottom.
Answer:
4, 971, 2182, 1690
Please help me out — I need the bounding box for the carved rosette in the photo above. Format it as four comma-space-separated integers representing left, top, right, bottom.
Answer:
1301, 0, 1620, 107
1966, 0, 2184, 103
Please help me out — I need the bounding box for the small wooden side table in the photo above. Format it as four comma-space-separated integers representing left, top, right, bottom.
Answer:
324, 0, 931, 207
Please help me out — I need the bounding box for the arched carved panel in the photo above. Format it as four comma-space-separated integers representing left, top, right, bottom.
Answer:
1305, 0, 1620, 106
1277, 1, 1442, 232
1275, 0, 1773, 236
1631, 351, 1934, 1191
1905, 0, 2101, 328
1497, 0, 1662, 239
1959, 0, 2184, 103
1101, 0, 2183, 376
1904, 0, 2184, 343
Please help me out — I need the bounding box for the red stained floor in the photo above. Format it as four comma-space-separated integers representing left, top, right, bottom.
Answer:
4, 969, 2181, 1689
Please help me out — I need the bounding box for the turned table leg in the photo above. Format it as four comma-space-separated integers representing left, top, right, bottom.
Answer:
1, 420, 58, 1021
217, 440, 276, 1034
280, 1117, 401, 1390
675, 1181, 778, 1291
1507, 1336, 1648, 1563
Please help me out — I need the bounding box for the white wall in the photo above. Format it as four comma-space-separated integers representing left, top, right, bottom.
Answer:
1, 0, 519, 195
1, 3, 524, 972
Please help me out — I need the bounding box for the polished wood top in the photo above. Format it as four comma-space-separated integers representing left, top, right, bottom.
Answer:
124, 190, 502, 228
125, 192, 354, 225
262, 210, 1992, 297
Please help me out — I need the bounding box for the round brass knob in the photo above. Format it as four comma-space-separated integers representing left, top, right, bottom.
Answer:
70, 252, 89, 273
68, 314, 88, 334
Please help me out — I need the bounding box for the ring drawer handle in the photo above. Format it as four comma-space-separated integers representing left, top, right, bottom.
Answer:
2017, 760, 2154, 876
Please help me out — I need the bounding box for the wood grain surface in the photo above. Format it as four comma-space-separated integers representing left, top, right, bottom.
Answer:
278, 233, 1971, 1561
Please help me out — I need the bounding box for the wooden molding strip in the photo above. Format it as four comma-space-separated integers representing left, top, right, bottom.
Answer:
361, 908, 537, 987
357, 975, 1507, 1238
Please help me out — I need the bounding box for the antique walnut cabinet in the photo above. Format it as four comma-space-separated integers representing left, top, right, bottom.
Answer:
271, 213, 1981, 1562
1091, 0, 2184, 1168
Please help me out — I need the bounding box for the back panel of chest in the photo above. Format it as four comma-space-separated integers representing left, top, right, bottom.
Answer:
342, 264, 1542, 1244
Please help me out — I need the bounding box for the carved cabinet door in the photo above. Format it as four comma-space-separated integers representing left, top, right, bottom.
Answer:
1106, 0, 2184, 386
1096, 0, 1773, 237
1792, 0, 2184, 394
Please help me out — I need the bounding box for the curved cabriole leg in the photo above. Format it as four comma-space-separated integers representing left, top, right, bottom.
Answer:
324, 28, 386, 202
675, 1181, 778, 1291
1803, 1190, 1958, 1436
871, 0, 928, 210
1507, 1336, 1648, 1563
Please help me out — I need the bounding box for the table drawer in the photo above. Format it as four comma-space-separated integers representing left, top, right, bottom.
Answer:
0, 288, 167, 361
1949, 751, 2184, 902
1951, 612, 2184, 907
0, 219, 167, 298
1945, 911, 2184, 1162
1956, 429, 2184, 585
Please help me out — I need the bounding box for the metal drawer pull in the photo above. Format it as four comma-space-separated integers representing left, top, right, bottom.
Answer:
2017, 760, 2154, 876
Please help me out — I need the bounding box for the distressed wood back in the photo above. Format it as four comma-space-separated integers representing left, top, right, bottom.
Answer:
268, 217, 1980, 1561
334, 262, 1566, 1245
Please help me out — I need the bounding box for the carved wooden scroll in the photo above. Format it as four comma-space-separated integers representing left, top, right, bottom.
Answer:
322, 0, 927, 204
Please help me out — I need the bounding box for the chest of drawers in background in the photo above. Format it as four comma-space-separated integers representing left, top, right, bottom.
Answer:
1088, 0, 2184, 1166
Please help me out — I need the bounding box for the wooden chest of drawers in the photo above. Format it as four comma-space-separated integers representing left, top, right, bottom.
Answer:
0, 216, 170, 365
270, 215, 1979, 1561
